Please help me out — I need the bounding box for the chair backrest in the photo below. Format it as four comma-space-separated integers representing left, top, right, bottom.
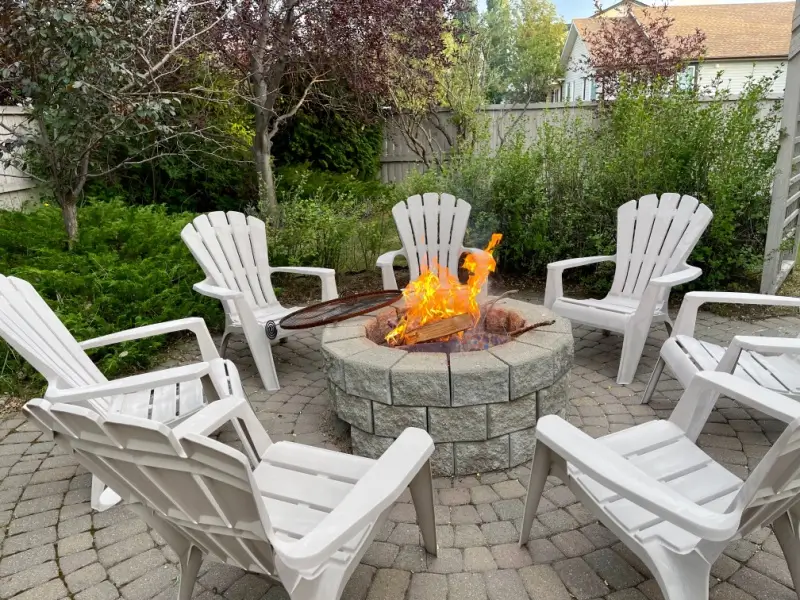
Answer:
731, 414, 800, 537
609, 194, 712, 300
392, 193, 472, 282
26, 399, 277, 574
181, 212, 278, 318
0, 276, 109, 411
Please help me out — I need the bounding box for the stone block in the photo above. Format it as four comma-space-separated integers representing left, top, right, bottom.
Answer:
450, 352, 509, 406
373, 405, 427, 437
332, 386, 374, 433
351, 428, 393, 460
490, 342, 555, 397
509, 428, 537, 467
344, 346, 407, 404
322, 325, 367, 344
391, 353, 450, 407
321, 338, 374, 390
454, 436, 509, 475
431, 443, 455, 477
487, 393, 537, 437
429, 406, 487, 442
538, 375, 569, 419
518, 331, 574, 381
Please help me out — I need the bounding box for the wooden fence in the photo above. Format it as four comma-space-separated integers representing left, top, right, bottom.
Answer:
0, 106, 38, 210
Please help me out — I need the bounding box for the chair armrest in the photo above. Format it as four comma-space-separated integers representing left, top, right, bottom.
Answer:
730, 335, 800, 356
270, 267, 338, 301
79, 317, 219, 362
673, 292, 800, 337
696, 369, 800, 424
649, 265, 702, 288
376, 249, 406, 267
45, 363, 210, 404
270, 427, 434, 571
193, 280, 245, 301
547, 255, 616, 272
537, 415, 740, 542
544, 255, 616, 308
376, 250, 407, 291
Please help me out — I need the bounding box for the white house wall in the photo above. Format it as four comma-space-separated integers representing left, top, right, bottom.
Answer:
697, 60, 787, 94
563, 36, 594, 101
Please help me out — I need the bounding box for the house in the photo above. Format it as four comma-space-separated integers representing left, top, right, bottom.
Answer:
552, 1, 792, 102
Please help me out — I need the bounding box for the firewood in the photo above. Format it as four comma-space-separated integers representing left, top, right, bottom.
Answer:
404, 313, 473, 344
509, 320, 556, 337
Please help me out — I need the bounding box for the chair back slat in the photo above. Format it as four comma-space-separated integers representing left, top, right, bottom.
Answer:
38, 401, 277, 575
732, 416, 800, 536
182, 213, 277, 316
392, 194, 472, 282
609, 194, 712, 300
0, 276, 109, 410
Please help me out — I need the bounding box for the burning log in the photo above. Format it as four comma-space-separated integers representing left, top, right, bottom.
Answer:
403, 313, 473, 345
509, 319, 556, 337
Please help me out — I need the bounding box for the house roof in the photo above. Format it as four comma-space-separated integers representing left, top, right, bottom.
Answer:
568, 2, 793, 62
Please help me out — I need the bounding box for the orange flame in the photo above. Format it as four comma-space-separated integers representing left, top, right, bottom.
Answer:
386, 233, 503, 346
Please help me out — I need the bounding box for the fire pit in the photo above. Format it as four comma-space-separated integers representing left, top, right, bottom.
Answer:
321, 298, 572, 476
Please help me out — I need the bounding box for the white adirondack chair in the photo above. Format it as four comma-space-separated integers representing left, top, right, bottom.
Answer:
642, 291, 800, 404
0, 274, 249, 512
377, 193, 492, 298
544, 193, 712, 384
520, 370, 800, 600
24, 396, 438, 600
182, 211, 338, 392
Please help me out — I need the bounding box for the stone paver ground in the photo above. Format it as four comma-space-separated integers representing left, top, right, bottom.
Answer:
2, 291, 800, 600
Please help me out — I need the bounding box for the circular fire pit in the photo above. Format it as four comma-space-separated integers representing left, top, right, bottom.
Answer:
321, 298, 573, 476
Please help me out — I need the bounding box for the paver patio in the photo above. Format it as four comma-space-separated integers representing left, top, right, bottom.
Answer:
1, 291, 799, 600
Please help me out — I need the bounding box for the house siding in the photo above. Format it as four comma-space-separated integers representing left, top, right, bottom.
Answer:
563, 36, 593, 102
697, 59, 787, 94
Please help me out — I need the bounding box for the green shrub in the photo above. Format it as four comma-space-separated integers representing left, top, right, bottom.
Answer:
399, 76, 782, 291
0, 201, 221, 396
269, 169, 397, 273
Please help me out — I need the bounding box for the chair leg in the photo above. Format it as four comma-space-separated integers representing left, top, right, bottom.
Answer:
409, 459, 437, 556
773, 511, 800, 599
91, 476, 121, 512
219, 331, 232, 358
243, 327, 280, 391
519, 442, 552, 546
618, 326, 649, 385
178, 545, 203, 600
641, 357, 665, 405
649, 549, 711, 600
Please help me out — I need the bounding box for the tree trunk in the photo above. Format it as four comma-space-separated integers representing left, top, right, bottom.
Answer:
256, 141, 278, 219
61, 197, 78, 246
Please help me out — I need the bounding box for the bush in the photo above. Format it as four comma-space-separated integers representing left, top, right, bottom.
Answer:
269, 168, 397, 273
400, 76, 782, 291
0, 201, 221, 396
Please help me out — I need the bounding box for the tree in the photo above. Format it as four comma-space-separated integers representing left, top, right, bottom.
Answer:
581, 0, 706, 101
206, 0, 459, 218
0, 0, 225, 242
484, 0, 565, 104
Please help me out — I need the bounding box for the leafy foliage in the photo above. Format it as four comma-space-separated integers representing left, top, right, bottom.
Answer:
0, 201, 222, 397
399, 77, 781, 291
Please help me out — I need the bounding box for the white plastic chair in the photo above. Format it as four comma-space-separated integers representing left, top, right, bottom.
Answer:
544, 193, 712, 384
519, 370, 800, 600
642, 291, 800, 404
377, 193, 492, 298
25, 397, 438, 600
182, 211, 338, 392
0, 274, 248, 511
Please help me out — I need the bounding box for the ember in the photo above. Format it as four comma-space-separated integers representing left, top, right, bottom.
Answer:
386, 233, 503, 346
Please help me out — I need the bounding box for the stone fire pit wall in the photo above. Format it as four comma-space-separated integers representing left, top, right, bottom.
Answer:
321, 298, 573, 477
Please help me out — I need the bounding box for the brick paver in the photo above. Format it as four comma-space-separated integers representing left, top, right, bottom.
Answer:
1, 294, 799, 599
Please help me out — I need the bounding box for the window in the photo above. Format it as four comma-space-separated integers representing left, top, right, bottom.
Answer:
678, 64, 697, 90
590, 78, 597, 101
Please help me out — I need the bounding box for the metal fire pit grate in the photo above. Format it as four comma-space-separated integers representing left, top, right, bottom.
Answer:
279, 290, 402, 329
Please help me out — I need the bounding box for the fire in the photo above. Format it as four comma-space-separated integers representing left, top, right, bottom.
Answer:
386, 233, 503, 346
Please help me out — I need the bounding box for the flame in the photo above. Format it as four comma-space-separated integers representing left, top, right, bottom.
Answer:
386, 233, 503, 346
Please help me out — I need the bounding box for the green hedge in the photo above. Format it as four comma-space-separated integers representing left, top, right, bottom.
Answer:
0, 201, 222, 396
